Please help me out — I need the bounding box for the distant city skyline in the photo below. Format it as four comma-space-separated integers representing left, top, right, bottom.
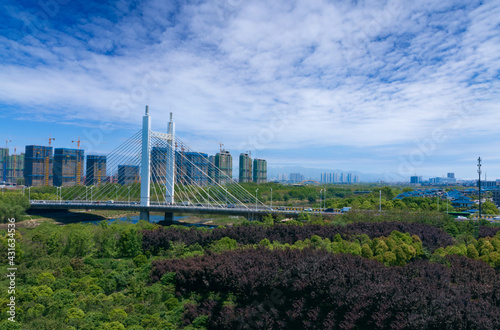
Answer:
1, 1, 500, 180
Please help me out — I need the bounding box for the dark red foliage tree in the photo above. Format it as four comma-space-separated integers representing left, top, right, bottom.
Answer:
151, 249, 500, 329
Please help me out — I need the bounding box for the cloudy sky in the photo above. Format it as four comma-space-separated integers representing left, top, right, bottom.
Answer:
1, 0, 499, 181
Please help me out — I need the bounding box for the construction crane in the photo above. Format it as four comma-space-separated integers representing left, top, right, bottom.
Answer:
27, 135, 55, 186
71, 137, 86, 186
45, 135, 55, 186
12, 147, 17, 184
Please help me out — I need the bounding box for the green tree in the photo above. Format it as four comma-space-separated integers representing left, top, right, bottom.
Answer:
94, 221, 116, 258
110, 309, 128, 323
467, 245, 479, 259
361, 244, 374, 258
117, 227, 141, 257
65, 224, 93, 257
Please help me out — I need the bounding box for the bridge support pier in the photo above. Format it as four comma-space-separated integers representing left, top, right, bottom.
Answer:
164, 212, 174, 223
140, 210, 150, 222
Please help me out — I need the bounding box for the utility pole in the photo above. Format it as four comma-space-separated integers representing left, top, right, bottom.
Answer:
270, 188, 273, 209
255, 188, 259, 212
379, 190, 382, 212
478, 157, 482, 220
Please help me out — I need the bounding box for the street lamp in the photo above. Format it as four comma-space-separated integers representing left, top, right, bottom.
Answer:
255, 188, 259, 211
28, 186, 31, 201
319, 189, 323, 212
90, 186, 94, 203
115, 185, 119, 201
207, 187, 211, 205
270, 188, 273, 209
128, 186, 131, 204
379, 190, 382, 213
324, 189, 327, 210
446, 191, 449, 214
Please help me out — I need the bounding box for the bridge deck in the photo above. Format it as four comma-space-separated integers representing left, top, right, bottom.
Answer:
29, 201, 341, 218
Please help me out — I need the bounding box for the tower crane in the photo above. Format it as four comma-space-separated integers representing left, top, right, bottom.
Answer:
45, 135, 55, 186
27, 135, 55, 186
71, 137, 86, 186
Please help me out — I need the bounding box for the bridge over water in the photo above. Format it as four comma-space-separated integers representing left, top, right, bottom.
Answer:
30, 107, 339, 221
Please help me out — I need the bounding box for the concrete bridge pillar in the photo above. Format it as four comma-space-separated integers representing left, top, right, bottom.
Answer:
140, 210, 150, 222
164, 212, 174, 223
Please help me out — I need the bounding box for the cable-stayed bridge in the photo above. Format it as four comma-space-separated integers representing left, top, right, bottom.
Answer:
30, 107, 327, 221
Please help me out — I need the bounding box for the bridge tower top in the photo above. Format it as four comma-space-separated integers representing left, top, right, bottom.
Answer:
140, 106, 151, 206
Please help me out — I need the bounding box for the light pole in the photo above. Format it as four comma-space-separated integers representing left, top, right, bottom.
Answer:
379, 190, 382, 212
478, 157, 482, 219
319, 189, 323, 212
437, 194, 439, 212
207, 187, 211, 205
128, 186, 131, 204
270, 188, 273, 209
446, 191, 449, 214
115, 185, 118, 201
28, 186, 31, 201
90, 186, 94, 203
324, 189, 327, 210
255, 188, 259, 211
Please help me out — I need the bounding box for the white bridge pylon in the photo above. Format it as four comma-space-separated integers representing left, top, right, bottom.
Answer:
53, 106, 270, 215
140, 106, 175, 207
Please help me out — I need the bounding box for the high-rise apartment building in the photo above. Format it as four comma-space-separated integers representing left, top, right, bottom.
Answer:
410, 176, 422, 184
208, 155, 216, 182
24, 145, 53, 187
53, 148, 84, 186
176, 151, 209, 186
253, 158, 267, 184
118, 165, 139, 185
277, 173, 288, 182
0, 148, 8, 182
86, 155, 107, 186
151, 147, 170, 184
290, 173, 304, 183
214, 150, 232, 184
239, 153, 252, 183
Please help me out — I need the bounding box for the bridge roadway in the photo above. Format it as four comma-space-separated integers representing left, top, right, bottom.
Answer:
29, 201, 338, 221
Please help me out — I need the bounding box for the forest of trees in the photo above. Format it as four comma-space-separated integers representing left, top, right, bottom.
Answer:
1, 211, 500, 329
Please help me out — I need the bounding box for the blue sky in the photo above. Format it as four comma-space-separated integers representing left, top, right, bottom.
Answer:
1, 0, 499, 181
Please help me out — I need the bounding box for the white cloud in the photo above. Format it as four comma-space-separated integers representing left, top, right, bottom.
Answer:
1, 0, 500, 177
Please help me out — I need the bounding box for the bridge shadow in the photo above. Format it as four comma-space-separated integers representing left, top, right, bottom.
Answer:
27, 209, 107, 225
